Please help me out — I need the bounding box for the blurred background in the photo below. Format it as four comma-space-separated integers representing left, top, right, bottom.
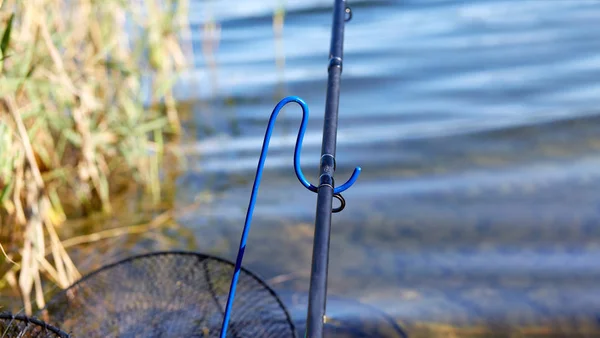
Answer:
3, 0, 600, 336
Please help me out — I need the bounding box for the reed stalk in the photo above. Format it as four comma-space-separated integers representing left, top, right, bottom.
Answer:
0, 0, 189, 314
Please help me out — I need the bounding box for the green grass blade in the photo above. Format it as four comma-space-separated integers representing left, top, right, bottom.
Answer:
1, 13, 14, 57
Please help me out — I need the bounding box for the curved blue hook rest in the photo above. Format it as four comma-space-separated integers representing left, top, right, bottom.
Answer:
291, 109, 362, 195
219, 96, 361, 338
295, 154, 362, 194
218, 96, 306, 337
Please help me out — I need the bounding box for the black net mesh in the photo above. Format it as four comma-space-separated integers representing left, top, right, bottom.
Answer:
39, 252, 296, 338
320, 302, 407, 338
284, 293, 407, 338
0, 312, 70, 338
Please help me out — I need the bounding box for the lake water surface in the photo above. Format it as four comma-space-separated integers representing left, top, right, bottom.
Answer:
169, 0, 600, 335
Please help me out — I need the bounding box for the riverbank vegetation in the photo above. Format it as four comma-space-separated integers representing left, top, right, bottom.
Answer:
0, 0, 190, 314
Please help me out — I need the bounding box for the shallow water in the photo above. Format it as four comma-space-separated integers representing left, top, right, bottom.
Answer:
173, 0, 600, 335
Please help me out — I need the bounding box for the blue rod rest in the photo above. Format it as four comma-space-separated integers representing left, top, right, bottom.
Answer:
294, 133, 361, 195
219, 96, 361, 337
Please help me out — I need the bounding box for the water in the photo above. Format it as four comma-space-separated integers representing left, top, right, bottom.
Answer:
171, 0, 600, 335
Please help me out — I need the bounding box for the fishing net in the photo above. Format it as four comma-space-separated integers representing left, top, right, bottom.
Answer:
321, 301, 406, 338
285, 293, 407, 338
0, 312, 70, 338
39, 252, 296, 338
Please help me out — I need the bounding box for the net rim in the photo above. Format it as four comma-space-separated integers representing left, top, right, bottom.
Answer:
0, 312, 71, 338
43, 250, 297, 337
324, 295, 408, 338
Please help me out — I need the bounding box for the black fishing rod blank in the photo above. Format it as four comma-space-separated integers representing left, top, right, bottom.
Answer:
305, 1, 358, 337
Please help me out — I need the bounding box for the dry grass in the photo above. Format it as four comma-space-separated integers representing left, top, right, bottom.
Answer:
0, 0, 190, 314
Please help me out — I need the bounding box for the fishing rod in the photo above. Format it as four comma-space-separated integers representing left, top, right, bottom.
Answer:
217, 1, 360, 337
305, 0, 360, 337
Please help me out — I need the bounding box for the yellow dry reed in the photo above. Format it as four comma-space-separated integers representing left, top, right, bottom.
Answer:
0, 0, 190, 314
